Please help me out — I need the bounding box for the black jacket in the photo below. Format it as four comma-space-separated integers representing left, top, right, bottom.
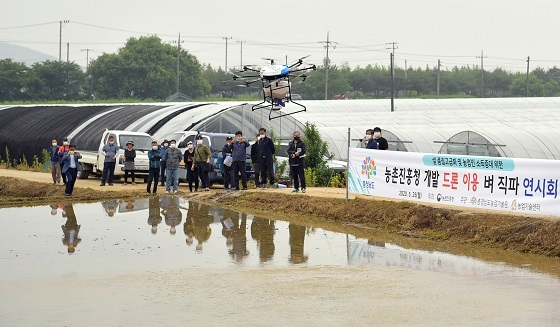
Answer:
250, 142, 260, 163
287, 140, 306, 166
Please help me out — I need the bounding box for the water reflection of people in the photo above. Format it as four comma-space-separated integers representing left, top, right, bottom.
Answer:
61, 204, 81, 254
50, 204, 60, 216
251, 217, 275, 262
102, 199, 118, 217
184, 216, 194, 246
147, 196, 162, 234
192, 214, 212, 251
185, 202, 212, 250
229, 213, 249, 262
289, 223, 308, 264
161, 195, 182, 235
221, 216, 234, 248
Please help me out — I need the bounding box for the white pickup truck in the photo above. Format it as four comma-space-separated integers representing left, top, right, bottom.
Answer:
77, 130, 153, 180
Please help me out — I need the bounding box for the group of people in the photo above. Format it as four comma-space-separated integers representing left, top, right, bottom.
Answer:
49, 126, 389, 196
148, 135, 212, 194
217, 127, 309, 193
49, 138, 82, 196
362, 126, 389, 150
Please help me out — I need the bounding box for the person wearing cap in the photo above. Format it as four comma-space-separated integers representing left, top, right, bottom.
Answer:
147, 140, 161, 194
159, 140, 169, 187
163, 139, 183, 194
49, 139, 62, 185
250, 134, 261, 187
183, 140, 199, 192
100, 135, 119, 186
123, 140, 136, 185
373, 127, 389, 150
58, 137, 70, 184
193, 135, 211, 191
221, 136, 234, 191
231, 131, 250, 190
362, 129, 378, 150
61, 144, 82, 196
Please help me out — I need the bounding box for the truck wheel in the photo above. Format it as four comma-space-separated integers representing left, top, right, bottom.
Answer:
77, 170, 90, 179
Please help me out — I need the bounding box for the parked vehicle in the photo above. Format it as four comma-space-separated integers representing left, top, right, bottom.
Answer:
78, 130, 152, 180
164, 131, 254, 185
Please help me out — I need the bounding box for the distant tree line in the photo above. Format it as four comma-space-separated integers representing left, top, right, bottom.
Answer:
2, 35, 560, 102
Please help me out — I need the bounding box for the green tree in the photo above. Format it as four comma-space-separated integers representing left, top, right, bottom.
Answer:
88, 35, 209, 100
0, 59, 34, 101
31, 60, 86, 100
302, 122, 332, 169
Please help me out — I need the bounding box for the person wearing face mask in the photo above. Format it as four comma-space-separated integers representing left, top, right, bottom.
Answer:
373, 127, 389, 150
221, 136, 233, 191
147, 140, 161, 194
193, 135, 212, 191
362, 129, 378, 150
49, 139, 62, 185
258, 128, 276, 189
100, 135, 119, 186
58, 137, 71, 185
183, 140, 199, 192
122, 141, 136, 185
287, 131, 307, 193
231, 131, 250, 191
61, 144, 82, 196
163, 139, 183, 194
159, 139, 169, 187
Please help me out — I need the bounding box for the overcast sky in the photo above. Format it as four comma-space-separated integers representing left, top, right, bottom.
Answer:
2, 0, 560, 72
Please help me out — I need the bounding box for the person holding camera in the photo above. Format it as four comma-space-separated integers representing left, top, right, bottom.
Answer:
231, 131, 250, 191
61, 144, 82, 196
287, 131, 307, 193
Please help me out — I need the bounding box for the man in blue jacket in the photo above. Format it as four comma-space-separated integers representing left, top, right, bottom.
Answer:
258, 128, 276, 189
61, 144, 82, 196
100, 135, 118, 186
49, 139, 62, 185
362, 129, 378, 149
231, 131, 250, 190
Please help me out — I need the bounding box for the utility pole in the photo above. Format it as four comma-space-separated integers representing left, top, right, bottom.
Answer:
437, 59, 441, 99
173, 33, 184, 94
526, 56, 530, 97
319, 31, 337, 100
404, 59, 408, 79
81, 48, 94, 69
476, 50, 487, 98
222, 37, 232, 72
236, 40, 246, 70
66, 42, 69, 62
59, 20, 69, 62
386, 42, 398, 111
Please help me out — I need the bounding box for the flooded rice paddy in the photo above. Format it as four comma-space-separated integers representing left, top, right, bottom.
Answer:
1, 196, 560, 326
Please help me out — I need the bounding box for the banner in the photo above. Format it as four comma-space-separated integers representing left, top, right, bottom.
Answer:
348, 148, 560, 216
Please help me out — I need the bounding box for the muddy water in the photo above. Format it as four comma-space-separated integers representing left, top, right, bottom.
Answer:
1, 196, 560, 326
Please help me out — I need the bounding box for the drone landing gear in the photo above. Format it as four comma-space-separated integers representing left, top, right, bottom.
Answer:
252, 81, 306, 120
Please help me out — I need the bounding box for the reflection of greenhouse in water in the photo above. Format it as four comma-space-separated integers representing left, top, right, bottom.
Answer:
2, 97, 560, 162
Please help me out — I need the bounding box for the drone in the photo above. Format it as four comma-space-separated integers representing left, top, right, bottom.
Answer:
230, 56, 316, 120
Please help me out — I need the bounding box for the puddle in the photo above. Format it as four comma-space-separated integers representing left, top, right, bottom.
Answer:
0, 195, 559, 278
1, 196, 560, 326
